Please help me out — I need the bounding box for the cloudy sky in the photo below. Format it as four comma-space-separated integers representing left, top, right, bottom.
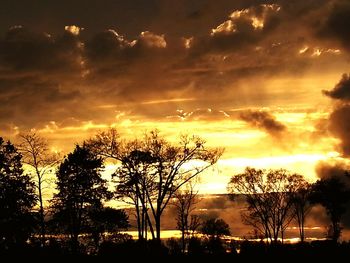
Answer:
1, 0, 350, 193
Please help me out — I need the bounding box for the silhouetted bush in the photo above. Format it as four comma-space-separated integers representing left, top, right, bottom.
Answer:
166, 238, 182, 255
187, 237, 205, 255
209, 238, 227, 254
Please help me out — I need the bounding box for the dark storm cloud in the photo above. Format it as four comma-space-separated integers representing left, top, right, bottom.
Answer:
0, 26, 87, 129
0, 26, 83, 73
0, 76, 81, 128
85, 29, 170, 80
328, 105, 350, 157
323, 73, 350, 101
0, 0, 159, 37
318, 0, 350, 51
239, 110, 286, 136
323, 73, 350, 157
316, 161, 350, 183
85, 29, 131, 63
184, 3, 283, 62
0, 0, 280, 38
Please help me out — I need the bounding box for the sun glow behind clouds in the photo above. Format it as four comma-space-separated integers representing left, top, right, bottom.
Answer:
15, 71, 344, 196
32, 96, 339, 196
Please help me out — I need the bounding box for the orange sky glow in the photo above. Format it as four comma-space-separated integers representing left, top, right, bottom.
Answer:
1, 0, 350, 198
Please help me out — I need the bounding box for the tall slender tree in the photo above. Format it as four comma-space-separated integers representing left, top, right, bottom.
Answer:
115, 148, 157, 240
18, 132, 59, 245
173, 181, 199, 253
292, 182, 312, 242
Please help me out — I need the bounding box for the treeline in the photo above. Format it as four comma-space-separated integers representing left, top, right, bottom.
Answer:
1, 128, 350, 257
0, 129, 222, 255
227, 167, 350, 243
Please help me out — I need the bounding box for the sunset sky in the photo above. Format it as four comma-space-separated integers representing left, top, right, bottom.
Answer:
1, 0, 350, 194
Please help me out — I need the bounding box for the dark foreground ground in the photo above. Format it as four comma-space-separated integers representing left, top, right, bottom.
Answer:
1, 239, 350, 261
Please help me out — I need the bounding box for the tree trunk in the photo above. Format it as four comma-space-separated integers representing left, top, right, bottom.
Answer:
145, 214, 148, 240
71, 233, 79, 254
300, 216, 305, 242
135, 202, 142, 240
331, 218, 340, 243
155, 215, 161, 242
146, 211, 155, 239
37, 176, 46, 246
181, 226, 185, 253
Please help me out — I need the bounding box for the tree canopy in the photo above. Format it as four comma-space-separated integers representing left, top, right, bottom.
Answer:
51, 144, 112, 252
310, 176, 350, 242
200, 218, 231, 239
228, 167, 308, 243
88, 129, 223, 241
0, 137, 37, 247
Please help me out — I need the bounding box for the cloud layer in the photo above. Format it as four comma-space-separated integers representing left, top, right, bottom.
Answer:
0, 0, 348, 159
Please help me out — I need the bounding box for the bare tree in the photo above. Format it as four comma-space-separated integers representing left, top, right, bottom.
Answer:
137, 131, 222, 242
86, 128, 125, 161
173, 181, 199, 253
86, 131, 153, 240
86, 130, 154, 240
188, 215, 201, 237
18, 132, 59, 245
228, 167, 307, 243
88, 129, 222, 242
115, 147, 158, 240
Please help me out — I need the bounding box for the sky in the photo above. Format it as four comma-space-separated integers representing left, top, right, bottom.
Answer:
1, 0, 350, 194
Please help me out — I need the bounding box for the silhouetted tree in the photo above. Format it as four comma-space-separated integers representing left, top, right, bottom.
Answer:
18, 132, 59, 246
87, 129, 153, 240
200, 217, 230, 254
0, 137, 37, 248
86, 128, 124, 161
310, 177, 350, 242
115, 148, 157, 240
200, 218, 230, 239
89, 129, 222, 242
291, 181, 312, 242
173, 181, 199, 253
188, 215, 201, 236
51, 145, 112, 253
87, 206, 129, 250
228, 167, 308, 243
126, 131, 222, 242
